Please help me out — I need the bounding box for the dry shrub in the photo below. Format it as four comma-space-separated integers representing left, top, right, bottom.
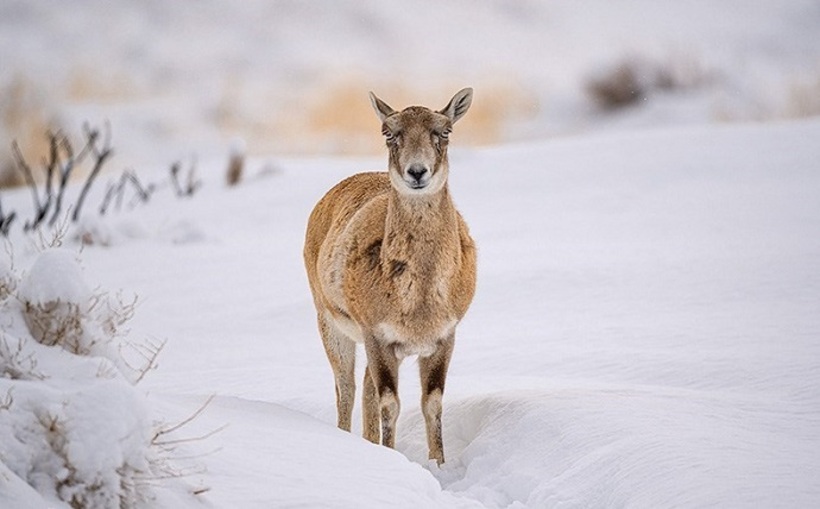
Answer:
0, 76, 60, 188
0, 336, 44, 380
586, 62, 649, 109
0, 268, 16, 301
23, 300, 87, 353
586, 53, 710, 110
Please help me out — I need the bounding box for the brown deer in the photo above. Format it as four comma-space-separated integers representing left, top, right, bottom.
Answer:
303, 88, 477, 464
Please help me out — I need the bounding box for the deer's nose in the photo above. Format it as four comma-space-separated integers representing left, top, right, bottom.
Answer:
407, 164, 428, 183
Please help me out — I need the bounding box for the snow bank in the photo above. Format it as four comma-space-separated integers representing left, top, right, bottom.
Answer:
0, 249, 194, 509
398, 383, 819, 508
0, 378, 150, 508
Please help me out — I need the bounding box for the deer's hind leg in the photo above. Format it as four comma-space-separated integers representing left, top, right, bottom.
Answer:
318, 313, 356, 431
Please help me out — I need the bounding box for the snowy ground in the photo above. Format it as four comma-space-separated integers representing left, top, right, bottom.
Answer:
2, 1, 820, 508
1, 117, 819, 508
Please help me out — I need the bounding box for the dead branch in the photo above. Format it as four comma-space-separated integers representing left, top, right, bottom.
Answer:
48, 131, 76, 226
152, 394, 216, 441
0, 197, 15, 236
99, 174, 128, 215
0, 335, 45, 380
121, 337, 165, 384
72, 122, 113, 222
170, 158, 202, 197
152, 423, 228, 447
12, 140, 48, 229
100, 170, 155, 216
125, 171, 154, 208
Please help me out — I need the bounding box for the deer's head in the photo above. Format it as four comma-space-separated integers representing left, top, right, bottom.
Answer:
369, 88, 472, 196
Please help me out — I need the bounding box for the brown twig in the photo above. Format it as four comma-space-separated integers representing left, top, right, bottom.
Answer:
152, 394, 216, 441
12, 140, 47, 229
72, 122, 113, 222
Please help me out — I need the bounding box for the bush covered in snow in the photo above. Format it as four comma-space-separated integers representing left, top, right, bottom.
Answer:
0, 248, 168, 508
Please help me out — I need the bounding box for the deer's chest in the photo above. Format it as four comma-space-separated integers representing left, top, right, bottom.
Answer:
347, 234, 459, 328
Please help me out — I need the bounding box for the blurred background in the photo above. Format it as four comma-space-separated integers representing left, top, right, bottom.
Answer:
1, 0, 819, 176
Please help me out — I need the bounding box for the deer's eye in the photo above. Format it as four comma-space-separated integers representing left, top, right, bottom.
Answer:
432, 128, 450, 145
383, 125, 400, 145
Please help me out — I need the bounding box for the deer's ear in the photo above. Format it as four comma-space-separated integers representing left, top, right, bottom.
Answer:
439, 88, 473, 124
369, 92, 396, 123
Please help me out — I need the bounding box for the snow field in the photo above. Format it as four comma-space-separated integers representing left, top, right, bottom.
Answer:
2, 1, 819, 507
1, 117, 819, 507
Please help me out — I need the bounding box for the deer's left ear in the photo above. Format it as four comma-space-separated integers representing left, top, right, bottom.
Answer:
439, 88, 473, 124
369, 92, 396, 123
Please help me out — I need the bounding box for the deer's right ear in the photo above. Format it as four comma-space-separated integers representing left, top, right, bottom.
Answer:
369, 92, 396, 123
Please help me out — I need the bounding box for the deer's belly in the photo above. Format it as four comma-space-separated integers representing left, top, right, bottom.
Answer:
375, 319, 457, 359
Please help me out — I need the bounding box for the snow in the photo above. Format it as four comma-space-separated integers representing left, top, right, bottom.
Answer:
1, 1, 820, 508
17, 249, 90, 306
3, 118, 818, 508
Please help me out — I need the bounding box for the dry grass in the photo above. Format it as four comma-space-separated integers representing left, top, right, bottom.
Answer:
215, 76, 538, 156
785, 72, 820, 119
67, 67, 141, 103
301, 77, 534, 153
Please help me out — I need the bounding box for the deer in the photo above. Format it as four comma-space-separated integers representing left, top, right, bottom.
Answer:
303, 88, 477, 465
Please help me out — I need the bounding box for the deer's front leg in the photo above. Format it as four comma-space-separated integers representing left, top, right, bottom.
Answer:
364, 334, 401, 448
419, 334, 454, 465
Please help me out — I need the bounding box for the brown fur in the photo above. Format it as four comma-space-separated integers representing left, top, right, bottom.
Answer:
303, 89, 476, 464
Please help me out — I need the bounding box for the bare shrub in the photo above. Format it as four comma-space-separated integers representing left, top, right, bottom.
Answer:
35, 408, 145, 509
0, 336, 45, 380
586, 53, 710, 110
11, 124, 112, 231
143, 395, 219, 496
169, 159, 202, 197
23, 300, 87, 353
586, 61, 649, 109
0, 262, 16, 301
89, 291, 137, 339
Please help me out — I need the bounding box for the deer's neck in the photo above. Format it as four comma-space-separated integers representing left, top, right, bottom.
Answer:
383, 185, 459, 263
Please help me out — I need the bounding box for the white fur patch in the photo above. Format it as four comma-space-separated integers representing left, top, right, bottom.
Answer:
325, 310, 365, 344
375, 320, 457, 359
